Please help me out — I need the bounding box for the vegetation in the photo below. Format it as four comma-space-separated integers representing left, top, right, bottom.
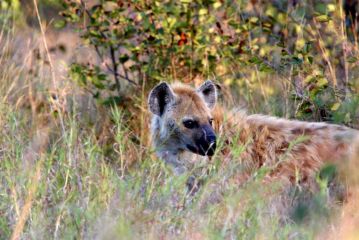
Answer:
0, 0, 358, 239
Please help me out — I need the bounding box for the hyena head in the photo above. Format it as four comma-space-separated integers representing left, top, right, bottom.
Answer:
148, 80, 217, 156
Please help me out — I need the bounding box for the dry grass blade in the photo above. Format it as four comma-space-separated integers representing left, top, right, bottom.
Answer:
32, 0, 65, 133
10, 157, 44, 240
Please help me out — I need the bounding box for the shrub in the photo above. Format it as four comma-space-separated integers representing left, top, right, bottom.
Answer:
60, 0, 358, 125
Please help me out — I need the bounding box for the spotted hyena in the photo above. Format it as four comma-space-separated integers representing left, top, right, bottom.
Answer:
148, 80, 359, 186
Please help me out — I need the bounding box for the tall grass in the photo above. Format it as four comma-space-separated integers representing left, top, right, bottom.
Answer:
0, 97, 341, 239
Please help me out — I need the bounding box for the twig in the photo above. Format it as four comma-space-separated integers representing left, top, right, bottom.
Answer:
312, 20, 338, 88
339, 0, 349, 92
92, 42, 137, 86
104, 62, 138, 86
110, 47, 121, 95
33, 0, 65, 133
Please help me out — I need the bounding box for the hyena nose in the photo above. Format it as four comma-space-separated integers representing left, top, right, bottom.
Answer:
205, 134, 216, 156
206, 134, 216, 144
201, 125, 216, 156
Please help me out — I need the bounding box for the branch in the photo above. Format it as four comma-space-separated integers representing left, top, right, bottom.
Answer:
79, 0, 138, 91
110, 47, 121, 96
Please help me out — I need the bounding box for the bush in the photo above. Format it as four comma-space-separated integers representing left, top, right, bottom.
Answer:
60, 0, 358, 125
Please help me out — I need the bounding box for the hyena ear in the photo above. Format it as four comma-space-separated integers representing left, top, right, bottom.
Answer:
148, 82, 175, 116
197, 80, 217, 109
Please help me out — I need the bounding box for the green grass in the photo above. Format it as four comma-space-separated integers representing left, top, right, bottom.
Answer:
0, 100, 339, 239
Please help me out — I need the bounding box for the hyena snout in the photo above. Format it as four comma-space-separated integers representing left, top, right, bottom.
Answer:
196, 125, 217, 156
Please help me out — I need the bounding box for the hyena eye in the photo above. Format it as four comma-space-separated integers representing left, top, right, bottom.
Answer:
209, 118, 214, 126
183, 119, 198, 129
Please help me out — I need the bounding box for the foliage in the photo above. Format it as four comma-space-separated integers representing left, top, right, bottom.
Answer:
0, 0, 21, 26
59, 0, 358, 125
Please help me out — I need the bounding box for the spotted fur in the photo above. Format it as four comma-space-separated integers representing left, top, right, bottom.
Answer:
149, 81, 359, 185
212, 106, 358, 185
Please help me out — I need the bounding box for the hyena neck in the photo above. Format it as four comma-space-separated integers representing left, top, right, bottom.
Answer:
156, 149, 187, 175
212, 108, 249, 139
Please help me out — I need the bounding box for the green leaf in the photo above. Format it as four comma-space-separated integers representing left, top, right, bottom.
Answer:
347, 56, 358, 63
93, 91, 100, 99
303, 42, 312, 54
315, 15, 330, 22
199, 8, 208, 15
54, 19, 66, 29
119, 54, 130, 63
331, 102, 341, 111
259, 63, 273, 73
307, 56, 313, 64
101, 96, 123, 106
248, 56, 262, 64
291, 56, 303, 65
316, 78, 328, 87
319, 164, 337, 182
314, 3, 327, 15
213, 2, 222, 9
292, 6, 306, 20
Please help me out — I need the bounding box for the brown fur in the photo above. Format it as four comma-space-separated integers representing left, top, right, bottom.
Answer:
169, 83, 213, 131
152, 84, 359, 186
212, 105, 358, 185
149, 81, 359, 236
149, 81, 358, 185
149, 81, 217, 174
